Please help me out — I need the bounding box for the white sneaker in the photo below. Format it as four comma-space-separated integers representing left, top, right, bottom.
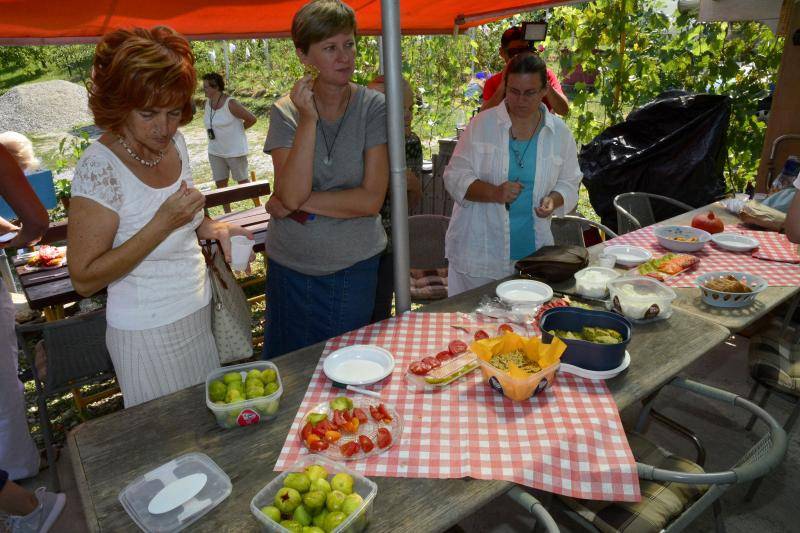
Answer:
6, 488, 66, 533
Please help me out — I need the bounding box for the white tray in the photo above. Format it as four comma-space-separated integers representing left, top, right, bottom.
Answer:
559, 351, 630, 380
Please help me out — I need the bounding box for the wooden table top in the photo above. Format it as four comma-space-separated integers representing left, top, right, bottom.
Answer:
67, 280, 729, 532
14, 206, 269, 310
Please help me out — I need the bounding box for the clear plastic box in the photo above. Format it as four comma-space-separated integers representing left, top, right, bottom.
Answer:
250, 455, 377, 533
607, 276, 676, 322
118, 452, 231, 532
574, 266, 620, 299
205, 361, 283, 429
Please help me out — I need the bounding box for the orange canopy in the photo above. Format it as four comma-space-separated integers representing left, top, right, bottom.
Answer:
0, 0, 578, 44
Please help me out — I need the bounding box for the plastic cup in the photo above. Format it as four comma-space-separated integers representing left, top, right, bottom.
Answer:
595, 252, 616, 268
229, 236, 254, 271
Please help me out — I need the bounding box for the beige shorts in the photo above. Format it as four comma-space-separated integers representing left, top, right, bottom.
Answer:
209, 154, 249, 185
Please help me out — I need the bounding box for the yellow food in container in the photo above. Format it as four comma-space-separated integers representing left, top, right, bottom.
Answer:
471, 333, 567, 401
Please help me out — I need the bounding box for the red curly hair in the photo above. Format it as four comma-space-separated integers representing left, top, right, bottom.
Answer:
88, 26, 196, 134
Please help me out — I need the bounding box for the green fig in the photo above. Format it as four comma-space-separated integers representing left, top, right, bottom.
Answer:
323, 511, 347, 533
302, 490, 326, 512
293, 505, 313, 527
341, 493, 363, 515
330, 473, 354, 495
280, 519, 303, 533
325, 490, 346, 512
260, 505, 281, 522
284, 472, 311, 493
274, 487, 302, 514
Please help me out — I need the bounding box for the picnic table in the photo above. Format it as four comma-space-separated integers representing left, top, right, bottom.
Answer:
13, 182, 270, 314
67, 279, 729, 532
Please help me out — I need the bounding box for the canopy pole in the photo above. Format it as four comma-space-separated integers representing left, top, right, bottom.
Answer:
381, 0, 411, 314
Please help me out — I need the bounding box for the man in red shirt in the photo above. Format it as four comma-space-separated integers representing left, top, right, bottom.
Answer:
481, 26, 569, 116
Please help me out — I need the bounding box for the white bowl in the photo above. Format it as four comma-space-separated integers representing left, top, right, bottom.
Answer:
711, 232, 759, 252
653, 225, 711, 253
323, 345, 395, 386
496, 279, 553, 306
603, 245, 653, 268
696, 271, 767, 308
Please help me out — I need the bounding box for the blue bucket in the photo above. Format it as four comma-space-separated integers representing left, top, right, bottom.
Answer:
540, 307, 631, 371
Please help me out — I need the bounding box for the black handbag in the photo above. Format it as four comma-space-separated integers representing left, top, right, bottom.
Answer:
514, 245, 589, 283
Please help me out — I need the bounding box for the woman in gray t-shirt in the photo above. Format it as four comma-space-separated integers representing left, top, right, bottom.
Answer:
262, 0, 388, 359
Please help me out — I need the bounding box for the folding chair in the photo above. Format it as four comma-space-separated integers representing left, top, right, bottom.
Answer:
551, 215, 618, 247
408, 214, 450, 301
613, 192, 694, 234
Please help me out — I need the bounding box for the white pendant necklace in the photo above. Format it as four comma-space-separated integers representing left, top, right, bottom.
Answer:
118, 136, 165, 168
313, 85, 352, 166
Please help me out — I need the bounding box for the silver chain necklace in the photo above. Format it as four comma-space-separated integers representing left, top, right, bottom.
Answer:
509, 111, 542, 168
313, 85, 352, 165
118, 136, 165, 168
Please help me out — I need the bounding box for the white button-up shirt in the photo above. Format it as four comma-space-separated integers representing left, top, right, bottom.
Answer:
444, 102, 582, 279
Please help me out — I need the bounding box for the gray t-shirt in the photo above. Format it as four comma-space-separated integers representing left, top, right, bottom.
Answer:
264, 85, 388, 276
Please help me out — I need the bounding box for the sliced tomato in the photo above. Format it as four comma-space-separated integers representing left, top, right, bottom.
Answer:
448, 339, 468, 355
340, 417, 359, 434
340, 441, 360, 457
358, 435, 375, 453
409, 361, 430, 375
316, 419, 335, 433
473, 330, 489, 341
324, 430, 341, 443
435, 350, 452, 362
332, 410, 347, 428
342, 410, 353, 422
376, 427, 392, 449
369, 405, 382, 421
311, 424, 327, 439
377, 403, 393, 423
498, 323, 514, 334
422, 356, 441, 369
352, 407, 368, 424
301, 422, 313, 442
308, 439, 329, 452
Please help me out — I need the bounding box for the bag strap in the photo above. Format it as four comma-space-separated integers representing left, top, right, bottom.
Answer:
201, 242, 230, 291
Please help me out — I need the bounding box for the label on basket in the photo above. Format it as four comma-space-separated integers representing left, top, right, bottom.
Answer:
489, 376, 504, 396
237, 408, 261, 426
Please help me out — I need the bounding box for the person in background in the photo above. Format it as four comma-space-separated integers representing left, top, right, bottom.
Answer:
783, 173, 800, 244
480, 26, 569, 116
68, 26, 253, 408
465, 71, 488, 103
262, 0, 388, 358
367, 74, 422, 322
201, 72, 258, 213
0, 132, 40, 174
0, 145, 65, 533
444, 53, 582, 296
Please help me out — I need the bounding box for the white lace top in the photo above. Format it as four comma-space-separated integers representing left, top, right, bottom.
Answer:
71, 132, 210, 330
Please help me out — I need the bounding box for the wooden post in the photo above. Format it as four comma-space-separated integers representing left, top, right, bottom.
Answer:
250, 170, 262, 207
756, 0, 800, 192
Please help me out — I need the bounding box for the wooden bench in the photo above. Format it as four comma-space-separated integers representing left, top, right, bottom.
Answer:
203, 179, 271, 211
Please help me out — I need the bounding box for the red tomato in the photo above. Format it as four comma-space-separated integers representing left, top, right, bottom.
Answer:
352, 408, 368, 424
311, 424, 326, 439
498, 323, 514, 334
377, 403, 393, 423
342, 410, 353, 422
435, 350, 453, 362
301, 422, 313, 442
409, 362, 430, 375
422, 356, 441, 369
369, 405, 382, 421
324, 430, 341, 443
341, 417, 360, 434
474, 330, 489, 341
448, 339, 468, 355
340, 441, 360, 457
376, 428, 392, 449
316, 419, 335, 433
332, 410, 347, 428
308, 439, 329, 452
358, 435, 375, 453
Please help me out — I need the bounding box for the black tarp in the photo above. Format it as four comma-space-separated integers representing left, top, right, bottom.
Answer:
579, 91, 730, 232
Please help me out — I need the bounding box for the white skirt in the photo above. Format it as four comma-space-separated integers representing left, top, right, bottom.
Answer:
106, 304, 220, 408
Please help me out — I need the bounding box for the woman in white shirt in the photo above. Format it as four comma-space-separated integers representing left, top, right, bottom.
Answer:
202, 72, 257, 212
444, 52, 582, 296
68, 26, 253, 408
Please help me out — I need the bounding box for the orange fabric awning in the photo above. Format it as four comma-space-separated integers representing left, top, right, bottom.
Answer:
0, 0, 580, 44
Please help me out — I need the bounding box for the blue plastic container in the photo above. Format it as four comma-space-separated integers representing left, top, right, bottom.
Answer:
540, 307, 631, 371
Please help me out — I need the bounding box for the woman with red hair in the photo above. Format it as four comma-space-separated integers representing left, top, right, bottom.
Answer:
67, 26, 253, 407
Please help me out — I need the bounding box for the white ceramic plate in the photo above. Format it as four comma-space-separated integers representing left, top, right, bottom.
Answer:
323, 345, 395, 386
603, 245, 653, 267
147, 473, 207, 515
559, 351, 631, 380
496, 279, 553, 306
711, 232, 759, 252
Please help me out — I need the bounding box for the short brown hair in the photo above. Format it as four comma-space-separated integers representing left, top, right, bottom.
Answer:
202, 72, 225, 92
506, 52, 548, 88
88, 26, 196, 134
292, 0, 357, 54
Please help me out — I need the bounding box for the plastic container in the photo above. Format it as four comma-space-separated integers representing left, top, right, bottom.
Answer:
539, 307, 631, 371
250, 455, 377, 533
477, 357, 559, 402
696, 271, 768, 308
607, 276, 677, 322
574, 266, 620, 298
603, 245, 652, 267
653, 225, 711, 253
205, 361, 283, 429
119, 452, 232, 533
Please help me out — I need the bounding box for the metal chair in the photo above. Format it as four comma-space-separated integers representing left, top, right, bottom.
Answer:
558, 377, 788, 533
551, 215, 618, 247
613, 192, 694, 234
15, 309, 115, 491
408, 214, 450, 300
507, 486, 560, 533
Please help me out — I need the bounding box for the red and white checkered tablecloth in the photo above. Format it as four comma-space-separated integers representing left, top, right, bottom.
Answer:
605, 225, 800, 287
276, 312, 641, 502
